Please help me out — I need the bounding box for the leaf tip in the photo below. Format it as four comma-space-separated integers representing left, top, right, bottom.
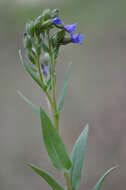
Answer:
85, 123, 89, 130
110, 165, 119, 172
18, 49, 22, 58
27, 162, 35, 170
83, 123, 89, 136
18, 48, 21, 54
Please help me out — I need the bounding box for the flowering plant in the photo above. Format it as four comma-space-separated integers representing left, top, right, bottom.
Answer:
18, 9, 117, 190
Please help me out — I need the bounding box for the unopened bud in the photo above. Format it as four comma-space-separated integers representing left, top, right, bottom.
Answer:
51, 9, 59, 18
52, 30, 65, 47
42, 9, 51, 20
25, 21, 35, 36
41, 20, 52, 29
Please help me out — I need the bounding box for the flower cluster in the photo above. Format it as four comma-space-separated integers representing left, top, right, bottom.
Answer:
52, 17, 83, 44
23, 9, 83, 86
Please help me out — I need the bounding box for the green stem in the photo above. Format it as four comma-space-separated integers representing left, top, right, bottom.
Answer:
47, 30, 59, 130
36, 53, 53, 110
64, 171, 72, 190
45, 91, 53, 109
46, 32, 72, 190
36, 54, 43, 82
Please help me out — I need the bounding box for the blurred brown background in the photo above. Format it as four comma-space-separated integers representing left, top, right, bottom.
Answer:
0, 0, 126, 189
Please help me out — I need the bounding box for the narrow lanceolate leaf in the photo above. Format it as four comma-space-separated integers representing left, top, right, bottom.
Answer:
18, 90, 39, 115
57, 63, 72, 113
40, 107, 72, 170
28, 163, 64, 190
19, 50, 46, 91
69, 125, 89, 190
92, 166, 118, 190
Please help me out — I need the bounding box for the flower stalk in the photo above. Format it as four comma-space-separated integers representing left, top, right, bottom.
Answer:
47, 30, 59, 130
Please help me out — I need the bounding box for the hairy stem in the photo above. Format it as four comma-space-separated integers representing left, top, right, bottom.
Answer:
36, 54, 53, 110
47, 30, 59, 130
36, 54, 43, 82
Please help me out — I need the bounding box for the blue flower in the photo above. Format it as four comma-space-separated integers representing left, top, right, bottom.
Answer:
64, 23, 76, 34
52, 17, 62, 25
71, 32, 83, 44
41, 64, 48, 76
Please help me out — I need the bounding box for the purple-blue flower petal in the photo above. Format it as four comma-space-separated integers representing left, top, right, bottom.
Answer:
71, 32, 83, 44
41, 64, 48, 76
52, 17, 62, 25
64, 23, 76, 34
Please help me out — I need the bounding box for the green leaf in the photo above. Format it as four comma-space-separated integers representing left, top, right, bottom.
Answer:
92, 166, 118, 190
18, 90, 39, 115
27, 50, 36, 65
57, 63, 72, 113
46, 77, 52, 91
28, 163, 64, 190
40, 107, 72, 170
19, 49, 46, 91
69, 125, 89, 190
41, 42, 49, 53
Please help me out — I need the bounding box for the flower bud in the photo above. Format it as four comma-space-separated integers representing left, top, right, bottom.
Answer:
44, 53, 50, 65
34, 18, 42, 30
52, 30, 65, 47
25, 21, 35, 37
42, 9, 51, 20
51, 9, 59, 18
41, 20, 52, 29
